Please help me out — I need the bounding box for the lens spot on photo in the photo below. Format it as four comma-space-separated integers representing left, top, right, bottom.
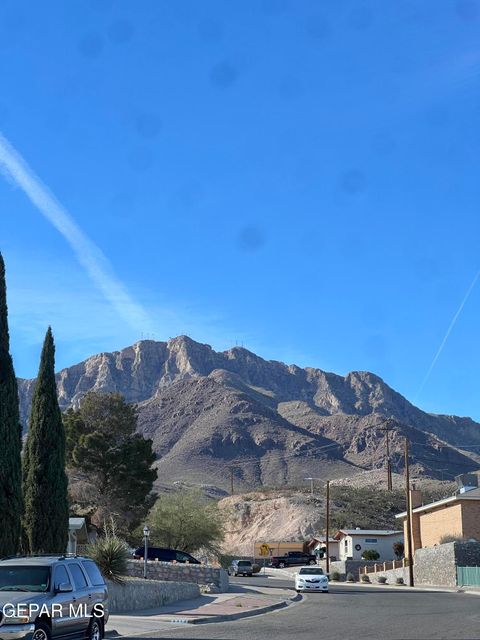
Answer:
306, 15, 331, 40
348, 5, 373, 30
278, 76, 303, 100
237, 226, 267, 252
89, 0, 114, 11
110, 192, 135, 219
108, 20, 135, 44
339, 169, 367, 195
210, 62, 239, 89
128, 148, 154, 172
135, 113, 161, 139
262, 0, 289, 14
371, 132, 396, 156
365, 334, 389, 359
198, 20, 223, 43
455, 0, 479, 20
78, 34, 104, 59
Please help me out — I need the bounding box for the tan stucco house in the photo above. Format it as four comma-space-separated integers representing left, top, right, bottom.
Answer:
396, 480, 480, 553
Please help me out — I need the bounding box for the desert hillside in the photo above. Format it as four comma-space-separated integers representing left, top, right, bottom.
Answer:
17, 335, 480, 490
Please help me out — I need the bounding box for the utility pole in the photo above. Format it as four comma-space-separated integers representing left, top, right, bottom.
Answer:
230, 467, 235, 495
404, 437, 414, 587
385, 426, 393, 491
325, 480, 330, 575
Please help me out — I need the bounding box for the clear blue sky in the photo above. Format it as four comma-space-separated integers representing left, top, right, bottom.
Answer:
2, 0, 480, 420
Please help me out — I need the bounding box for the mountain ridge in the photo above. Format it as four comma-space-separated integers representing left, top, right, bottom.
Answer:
17, 335, 480, 490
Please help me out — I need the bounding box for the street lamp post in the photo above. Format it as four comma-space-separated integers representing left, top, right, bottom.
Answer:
143, 525, 150, 579
304, 477, 314, 495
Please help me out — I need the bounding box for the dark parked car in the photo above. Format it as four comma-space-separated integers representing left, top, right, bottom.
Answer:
132, 547, 200, 564
227, 560, 253, 577
269, 552, 317, 568
0, 555, 108, 640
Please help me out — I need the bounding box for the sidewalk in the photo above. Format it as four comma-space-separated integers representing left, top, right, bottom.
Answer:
334, 579, 480, 596
106, 584, 298, 635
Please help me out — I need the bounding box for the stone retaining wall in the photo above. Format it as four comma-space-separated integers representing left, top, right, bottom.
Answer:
359, 541, 480, 587
329, 559, 378, 579
107, 577, 200, 613
126, 559, 229, 592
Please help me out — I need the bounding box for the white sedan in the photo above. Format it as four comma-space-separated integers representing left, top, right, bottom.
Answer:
295, 566, 329, 593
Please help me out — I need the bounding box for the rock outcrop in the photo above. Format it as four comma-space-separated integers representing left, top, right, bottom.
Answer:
17, 335, 480, 490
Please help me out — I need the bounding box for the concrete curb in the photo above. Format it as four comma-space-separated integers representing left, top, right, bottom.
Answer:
186, 593, 302, 625
106, 593, 302, 634
330, 580, 480, 596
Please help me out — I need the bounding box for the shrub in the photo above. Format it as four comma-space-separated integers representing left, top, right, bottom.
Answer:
252, 563, 261, 574
360, 573, 370, 583
346, 572, 355, 582
396, 577, 404, 585
393, 541, 404, 559
87, 535, 129, 584
377, 575, 387, 584
362, 549, 380, 561
218, 554, 235, 570
330, 570, 341, 581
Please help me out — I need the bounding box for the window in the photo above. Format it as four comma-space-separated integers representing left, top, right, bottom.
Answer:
365, 538, 378, 543
53, 565, 70, 591
0, 566, 49, 593
299, 567, 324, 575
68, 563, 88, 589
81, 561, 105, 586
175, 552, 191, 563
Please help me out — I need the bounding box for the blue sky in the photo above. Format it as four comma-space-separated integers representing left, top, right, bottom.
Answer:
1, 0, 480, 420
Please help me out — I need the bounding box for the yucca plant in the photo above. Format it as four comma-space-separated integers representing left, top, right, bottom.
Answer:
87, 518, 129, 584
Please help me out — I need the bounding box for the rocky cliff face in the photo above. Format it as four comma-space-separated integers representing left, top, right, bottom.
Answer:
17, 335, 480, 490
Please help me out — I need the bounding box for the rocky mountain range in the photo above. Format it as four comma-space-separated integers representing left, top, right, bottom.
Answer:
17, 335, 480, 492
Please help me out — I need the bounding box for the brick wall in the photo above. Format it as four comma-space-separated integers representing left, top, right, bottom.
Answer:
461, 501, 480, 540
126, 559, 229, 592
420, 503, 463, 548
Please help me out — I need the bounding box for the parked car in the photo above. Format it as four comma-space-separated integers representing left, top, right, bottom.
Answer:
227, 560, 253, 577
132, 547, 200, 564
269, 552, 317, 568
0, 555, 108, 640
295, 566, 329, 593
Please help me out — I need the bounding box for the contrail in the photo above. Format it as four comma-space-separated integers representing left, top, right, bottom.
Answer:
0, 132, 153, 332
415, 269, 480, 402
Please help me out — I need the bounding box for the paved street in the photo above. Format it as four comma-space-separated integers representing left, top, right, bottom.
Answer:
119, 576, 480, 640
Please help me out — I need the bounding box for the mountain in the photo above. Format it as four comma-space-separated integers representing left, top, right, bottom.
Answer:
17, 336, 480, 491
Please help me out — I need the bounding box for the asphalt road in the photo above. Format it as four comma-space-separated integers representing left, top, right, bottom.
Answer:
122, 576, 480, 640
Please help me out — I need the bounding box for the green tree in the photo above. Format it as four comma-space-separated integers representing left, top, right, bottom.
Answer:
362, 549, 380, 561
23, 328, 69, 553
146, 489, 224, 553
0, 254, 23, 556
65, 393, 157, 532
393, 541, 404, 559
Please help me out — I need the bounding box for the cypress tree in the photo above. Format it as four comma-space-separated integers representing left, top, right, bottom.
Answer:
23, 327, 69, 553
0, 253, 23, 556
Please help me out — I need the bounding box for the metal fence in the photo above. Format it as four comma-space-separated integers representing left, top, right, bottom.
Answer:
457, 566, 480, 586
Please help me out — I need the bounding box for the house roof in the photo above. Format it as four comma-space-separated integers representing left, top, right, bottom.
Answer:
309, 537, 337, 544
396, 487, 480, 519
334, 529, 402, 539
